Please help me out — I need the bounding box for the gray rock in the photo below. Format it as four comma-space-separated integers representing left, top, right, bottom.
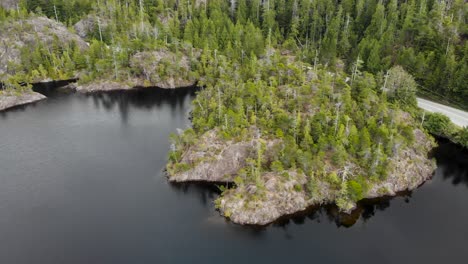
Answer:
0, 0, 19, 10
56, 83, 77, 92
218, 128, 436, 225
130, 48, 198, 89
219, 171, 316, 225
0, 91, 46, 111
172, 126, 435, 225
169, 130, 280, 183
74, 15, 109, 39
0, 16, 88, 81
75, 81, 131, 93
367, 129, 436, 198
170, 141, 252, 183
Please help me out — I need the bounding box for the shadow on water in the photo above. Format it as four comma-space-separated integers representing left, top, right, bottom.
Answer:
32, 79, 78, 96
168, 182, 411, 231
276, 141, 466, 229
169, 181, 222, 207
267, 193, 408, 229
32, 82, 200, 123
0, 100, 43, 118
4, 83, 199, 122
431, 138, 468, 187
274, 139, 468, 229
5, 82, 468, 232
186, 138, 468, 230
1, 80, 74, 117
87, 87, 198, 123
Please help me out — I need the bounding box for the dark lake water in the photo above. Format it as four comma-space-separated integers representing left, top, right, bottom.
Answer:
1, 86, 467, 264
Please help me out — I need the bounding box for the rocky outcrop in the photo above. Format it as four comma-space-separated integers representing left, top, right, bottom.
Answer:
75, 81, 132, 93
1, 16, 197, 91
0, 16, 87, 80
218, 171, 334, 225
0, 0, 19, 10
74, 15, 109, 39
169, 128, 436, 225
367, 129, 436, 198
170, 141, 253, 183
130, 48, 198, 89
169, 130, 280, 183
219, 129, 435, 225
0, 91, 46, 111
194, 0, 207, 8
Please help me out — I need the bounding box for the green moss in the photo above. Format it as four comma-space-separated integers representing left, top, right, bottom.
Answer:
271, 160, 284, 173
294, 184, 303, 192
172, 163, 191, 174
347, 180, 364, 202
377, 186, 390, 196
327, 172, 340, 187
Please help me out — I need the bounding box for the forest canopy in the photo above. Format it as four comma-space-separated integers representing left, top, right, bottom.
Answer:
0, 0, 466, 107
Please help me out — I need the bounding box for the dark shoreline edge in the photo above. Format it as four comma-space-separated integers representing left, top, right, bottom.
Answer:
0, 78, 441, 228
168, 166, 433, 228
0, 92, 47, 112
0, 78, 200, 113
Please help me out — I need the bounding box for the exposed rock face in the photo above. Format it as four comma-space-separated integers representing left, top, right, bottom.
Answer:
0, 0, 19, 10
367, 129, 436, 198
220, 129, 435, 225
75, 81, 131, 93
169, 128, 436, 225
171, 141, 253, 183
74, 15, 109, 39
194, 0, 207, 8
169, 130, 280, 183
0, 91, 46, 111
130, 49, 197, 89
0, 16, 88, 80
219, 171, 331, 225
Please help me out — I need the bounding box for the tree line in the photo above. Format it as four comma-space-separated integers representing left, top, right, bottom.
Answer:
8, 0, 466, 107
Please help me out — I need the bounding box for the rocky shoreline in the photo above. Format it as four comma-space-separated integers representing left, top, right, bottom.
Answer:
73, 81, 132, 93
0, 91, 46, 112
73, 78, 197, 94
1, 13, 197, 104
168, 130, 280, 183
168, 128, 436, 226
0, 77, 198, 112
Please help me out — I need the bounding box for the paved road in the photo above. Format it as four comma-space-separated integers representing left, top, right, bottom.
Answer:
417, 98, 468, 127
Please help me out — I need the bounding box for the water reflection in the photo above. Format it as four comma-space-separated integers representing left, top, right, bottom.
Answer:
431, 139, 468, 187
7, 85, 467, 230
32, 79, 78, 96
0, 100, 43, 117
168, 182, 410, 229
33, 82, 199, 124
170, 139, 468, 229
0, 81, 64, 117
269, 197, 398, 229
169, 182, 221, 207
88, 87, 198, 123
2, 83, 468, 263
278, 140, 468, 228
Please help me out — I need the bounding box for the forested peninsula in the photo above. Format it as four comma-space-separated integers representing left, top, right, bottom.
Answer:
1, 0, 467, 224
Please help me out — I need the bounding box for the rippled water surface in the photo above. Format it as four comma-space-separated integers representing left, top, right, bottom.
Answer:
1, 87, 467, 264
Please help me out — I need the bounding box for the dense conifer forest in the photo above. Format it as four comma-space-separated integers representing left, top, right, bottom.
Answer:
1, 0, 466, 106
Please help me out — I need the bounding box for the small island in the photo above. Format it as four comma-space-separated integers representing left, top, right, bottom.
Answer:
166, 54, 436, 225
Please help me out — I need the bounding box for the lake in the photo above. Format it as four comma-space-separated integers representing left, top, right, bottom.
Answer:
1, 86, 467, 263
